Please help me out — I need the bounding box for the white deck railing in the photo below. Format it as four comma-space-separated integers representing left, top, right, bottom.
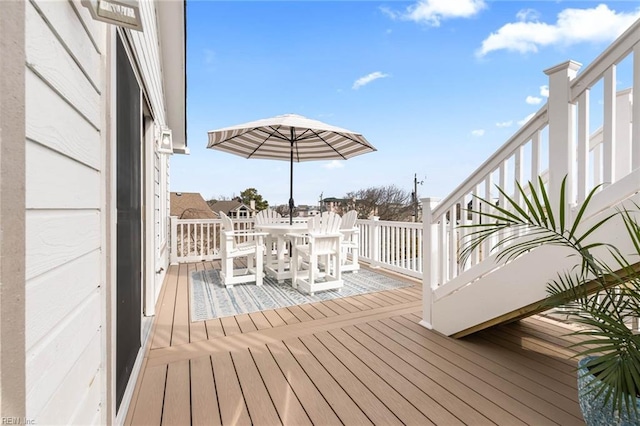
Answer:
357, 217, 423, 279
422, 18, 640, 333
170, 215, 424, 278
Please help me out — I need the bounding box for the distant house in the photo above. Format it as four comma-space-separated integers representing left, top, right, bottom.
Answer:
210, 199, 256, 219
322, 197, 356, 215
171, 192, 217, 219
296, 205, 321, 217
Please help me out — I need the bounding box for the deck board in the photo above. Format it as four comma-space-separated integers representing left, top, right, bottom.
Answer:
341, 324, 485, 425
170, 265, 190, 346
161, 360, 191, 426
231, 348, 282, 425
378, 317, 563, 425
298, 334, 405, 425
389, 317, 583, 424
329, 327, 463, 425
282, 338, 373, 425
211, 352, 252, 425
126, 263, 588, 426
189, 263, 209, 343
363, 320, 527, 425
190, 356, 221, 426
249, 345, 313, 425
248, 311, 273, 330
266, 341, 343, 425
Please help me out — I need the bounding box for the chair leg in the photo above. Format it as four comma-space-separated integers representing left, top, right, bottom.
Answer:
247, 251, 254, 271
308, 256, 317, 290
222, 253, 234, 285
291, 246, 299, 289
255, 245, 264, 286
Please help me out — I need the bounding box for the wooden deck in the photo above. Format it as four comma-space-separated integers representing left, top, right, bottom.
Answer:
125, 261, 586, 425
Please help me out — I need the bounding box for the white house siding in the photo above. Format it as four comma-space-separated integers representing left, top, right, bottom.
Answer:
24, 0, 104, 424
154, 153, 170, 299
128, 2, 166, 123
21, 0, 177, 422
127, 1, 170, 294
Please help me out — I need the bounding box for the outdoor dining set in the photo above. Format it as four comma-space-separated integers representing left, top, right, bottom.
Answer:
218, 210, 360, 296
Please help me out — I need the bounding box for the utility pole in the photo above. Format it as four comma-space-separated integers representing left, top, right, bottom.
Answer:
413, 173, 424, 222
319, 192, 323, 212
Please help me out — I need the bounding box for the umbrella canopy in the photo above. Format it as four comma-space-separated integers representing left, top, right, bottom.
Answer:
207, 114, 376, 222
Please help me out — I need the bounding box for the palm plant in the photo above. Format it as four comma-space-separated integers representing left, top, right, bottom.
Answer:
459, 176, 640, 420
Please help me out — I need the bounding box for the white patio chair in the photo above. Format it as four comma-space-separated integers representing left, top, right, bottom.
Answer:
289, 212, 343, 295
340, 210, 360, 273
255, 208, 284, 264
255, 209, 282, 225
219, 211, 267, 288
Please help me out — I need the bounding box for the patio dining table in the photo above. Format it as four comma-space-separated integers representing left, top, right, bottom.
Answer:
254, 222, 307, 283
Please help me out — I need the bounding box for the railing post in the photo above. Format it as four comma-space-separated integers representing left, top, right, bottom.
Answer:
615, 88, 632, 181
170, 216, 178, 265
544, 60, 581, 212
420, 198, 439, 330
369, 216, 380, 268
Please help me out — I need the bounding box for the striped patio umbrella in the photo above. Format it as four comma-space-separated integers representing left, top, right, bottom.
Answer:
207, 114, 376, 223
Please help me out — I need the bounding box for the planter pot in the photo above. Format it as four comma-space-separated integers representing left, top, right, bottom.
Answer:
578, 356, 640, 426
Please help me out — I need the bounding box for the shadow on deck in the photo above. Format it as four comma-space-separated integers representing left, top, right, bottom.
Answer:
125, 261, 585, 425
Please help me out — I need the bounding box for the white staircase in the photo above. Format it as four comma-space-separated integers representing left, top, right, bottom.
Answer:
422, 19, 640, 337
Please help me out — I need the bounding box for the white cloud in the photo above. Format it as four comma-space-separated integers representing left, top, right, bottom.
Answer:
324, 160, 345, 169
526, 95, 542, 105
477, 4, 640, 57
496, 121, 513, 128
352, 71, 389, 90
539, 85, 549, 98
518, 113, 536, 126
382, 0, 485, 26
516, 8, 540, 22
471, 129, 485, 137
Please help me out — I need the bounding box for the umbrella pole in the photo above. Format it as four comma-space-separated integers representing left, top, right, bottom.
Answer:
288, 135, 294, 225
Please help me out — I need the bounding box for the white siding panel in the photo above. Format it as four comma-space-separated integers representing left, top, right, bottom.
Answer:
26, 141, 100, 209
31, 0, 101, 88
26, 290, 101, 419
69, 0, 103, 53
26, 249, 100, 350
26, 210, 100, 280
26, 63, 101, 169
37, 330, 101, 425
25, 2, 100, 128
129, 2, 166, 124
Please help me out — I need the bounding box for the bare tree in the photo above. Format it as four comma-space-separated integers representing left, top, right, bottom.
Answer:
345, 185, 413, 221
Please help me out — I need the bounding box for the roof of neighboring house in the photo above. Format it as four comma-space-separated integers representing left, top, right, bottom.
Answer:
170, 192, 217, 219
209, 200, 254, 215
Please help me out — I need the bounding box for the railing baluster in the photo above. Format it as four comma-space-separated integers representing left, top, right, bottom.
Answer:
448, 206, 456, 279
439, 216, 446, 283
603, 65, 616, 185
577, 90, 589, 203
531, 130, 540, 191
483, 174, 493, 260
471, 186, 479, 266
633, 44, 640, 171
514, 146, 523, 203
498, 161, 507, 249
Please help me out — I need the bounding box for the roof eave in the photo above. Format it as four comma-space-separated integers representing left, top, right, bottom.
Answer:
157, 0, 188, 154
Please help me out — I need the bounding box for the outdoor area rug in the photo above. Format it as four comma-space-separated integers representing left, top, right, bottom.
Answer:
190, 267, 413, 322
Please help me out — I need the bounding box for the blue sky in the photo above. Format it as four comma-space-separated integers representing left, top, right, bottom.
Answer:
171, 0, 640, 207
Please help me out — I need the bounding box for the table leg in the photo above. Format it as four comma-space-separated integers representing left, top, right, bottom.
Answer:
276, 235, 286, 283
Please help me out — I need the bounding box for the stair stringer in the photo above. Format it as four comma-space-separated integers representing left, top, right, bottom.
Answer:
431, 190, 640, 337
